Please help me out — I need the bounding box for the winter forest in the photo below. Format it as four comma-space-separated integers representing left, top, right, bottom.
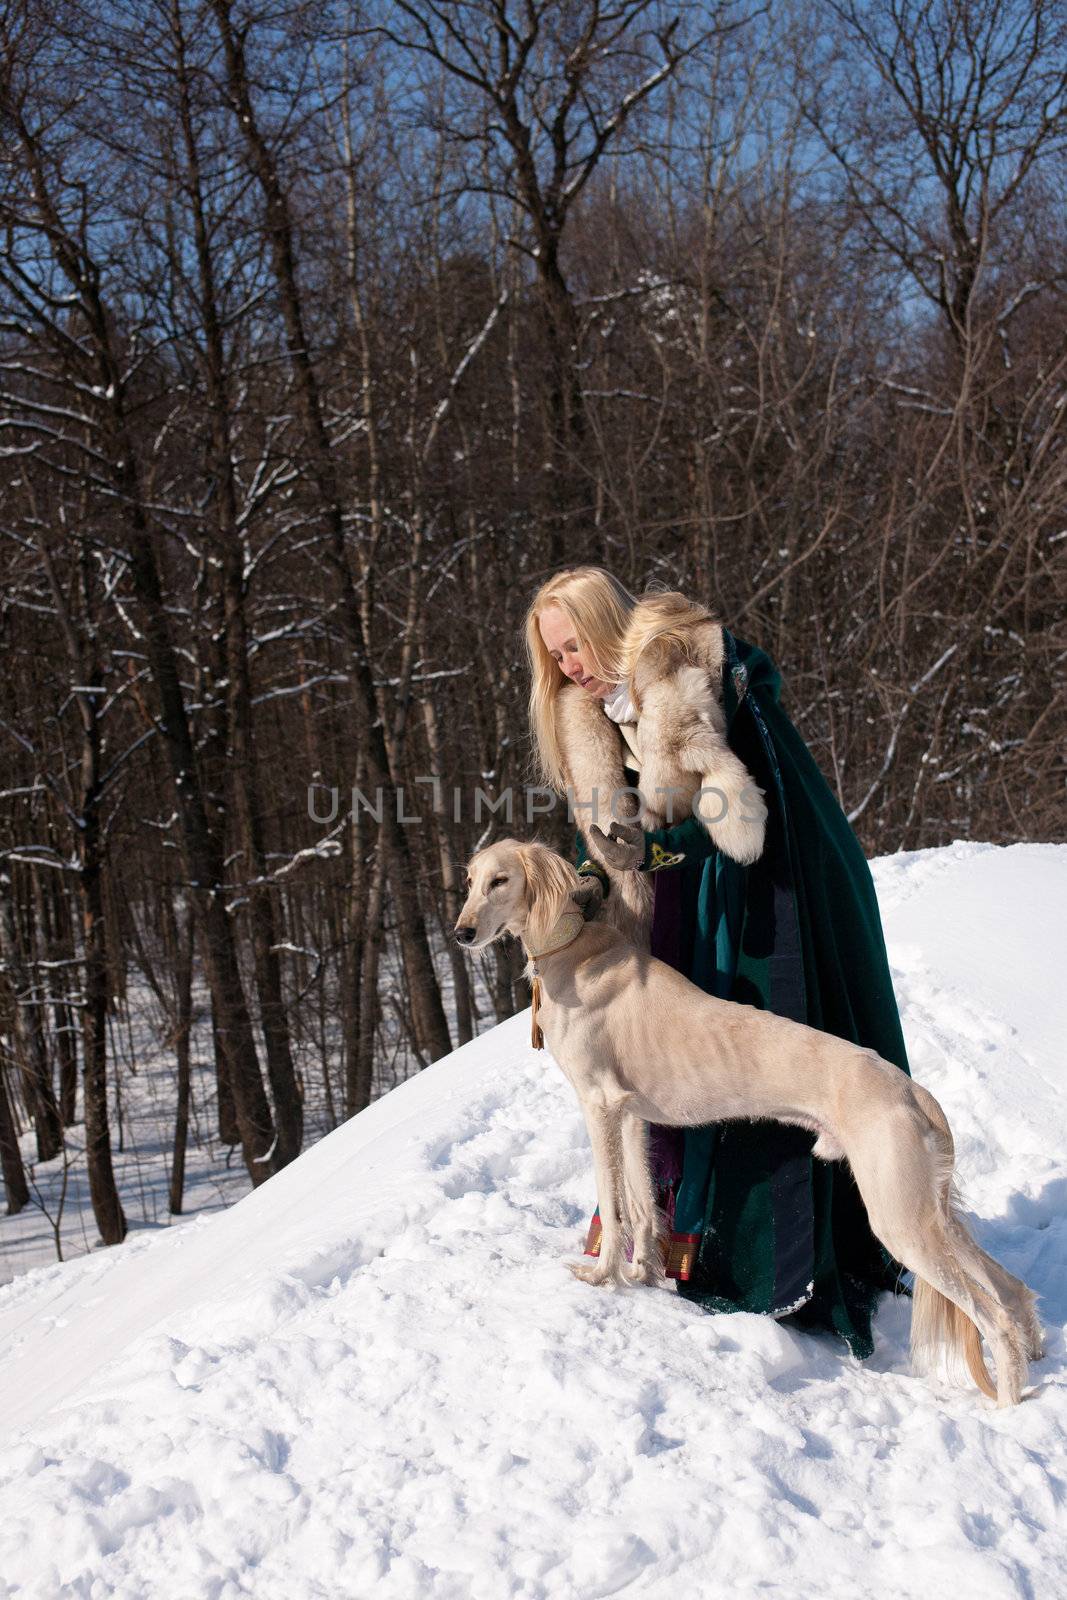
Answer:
0, 0, 1064, 1267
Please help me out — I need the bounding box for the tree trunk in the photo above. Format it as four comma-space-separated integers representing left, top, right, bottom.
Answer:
221, 548, 303, 1164
490, 943, 521, 1025
0, 1054, 29, 1215
420, 694, 473, 1046
37, 865, 79, 1126
536, 239, 590, 566
349, 848, 386, 1116
79, 759, 127, 1245
0, 880, 62, 1162
169, 903, 195, 1215
341, 777, 368, 1117
212, 1010, 240, 1148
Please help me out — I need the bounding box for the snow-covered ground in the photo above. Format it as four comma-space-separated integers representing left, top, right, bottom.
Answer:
0, 1001, 254, 1287
0, 842, 1063, 1599
0, 922, 497, 1285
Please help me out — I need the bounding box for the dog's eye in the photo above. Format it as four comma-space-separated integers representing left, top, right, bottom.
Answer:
489, 875, 507, 889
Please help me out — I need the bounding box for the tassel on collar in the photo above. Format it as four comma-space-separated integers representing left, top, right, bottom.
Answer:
525, 909, 585, 1051
531, 978, 545, 1050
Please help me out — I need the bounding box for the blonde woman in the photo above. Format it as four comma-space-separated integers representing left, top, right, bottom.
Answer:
524, 566, 912, 1360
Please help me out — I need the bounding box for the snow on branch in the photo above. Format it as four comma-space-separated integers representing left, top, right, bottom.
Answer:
421, 287, 510, 465
270, 821, 346, 880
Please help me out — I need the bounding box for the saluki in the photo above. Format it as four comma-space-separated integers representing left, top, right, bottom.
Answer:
454, 837, 1041, 1407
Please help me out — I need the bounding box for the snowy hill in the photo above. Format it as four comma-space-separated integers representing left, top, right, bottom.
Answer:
0, 843, 1064, 1599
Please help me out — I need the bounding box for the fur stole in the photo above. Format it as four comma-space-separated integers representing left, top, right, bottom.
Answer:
554, 678, 654, 945
552, 605, 767, 945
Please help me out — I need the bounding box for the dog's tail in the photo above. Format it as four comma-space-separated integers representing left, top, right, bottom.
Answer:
908, 1098, 998, 1400
911, 1277, 997, 1400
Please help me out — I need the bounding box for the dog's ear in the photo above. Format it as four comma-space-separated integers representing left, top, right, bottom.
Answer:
516, 841, 554, 894
519, 843, 581, 950
513, 843, 534, 904
515, 839, 555, 888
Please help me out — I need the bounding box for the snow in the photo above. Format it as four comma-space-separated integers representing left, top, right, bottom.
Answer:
1, 842, 1065, 1598
0, 1003, 255, 1288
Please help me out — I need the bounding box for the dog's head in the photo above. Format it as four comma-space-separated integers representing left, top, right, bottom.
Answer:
453, 838, 584, 954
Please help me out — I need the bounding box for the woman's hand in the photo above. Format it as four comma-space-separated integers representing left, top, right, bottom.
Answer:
571, 876, 604, 920
589, 820, 645, 871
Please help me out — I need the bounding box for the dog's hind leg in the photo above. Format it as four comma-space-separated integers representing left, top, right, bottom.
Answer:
901, 1228, 1029, 1406
941, 1204, 1044, 1362
912, 1084, 1043, 1363
848, 1105, 1027, 1405
618, 1106, 662, 1285
569, 1095, 628, 1287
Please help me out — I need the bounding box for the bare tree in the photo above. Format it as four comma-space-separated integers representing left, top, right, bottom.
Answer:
208, 0, 454, 1067
0, 1046, 30, 1214
0, 5, 281, 1186
802, 0, 1067, 345
377, 0, 732, 560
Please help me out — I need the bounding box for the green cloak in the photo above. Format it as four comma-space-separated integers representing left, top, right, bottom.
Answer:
576, 630, 911, 1358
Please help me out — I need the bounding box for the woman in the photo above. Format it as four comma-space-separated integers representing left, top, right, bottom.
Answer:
524, 565, 912, 1359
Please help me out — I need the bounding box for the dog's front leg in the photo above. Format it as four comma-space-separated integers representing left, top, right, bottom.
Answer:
619, 1108, 662, 1285
569, 1097, 627, 1287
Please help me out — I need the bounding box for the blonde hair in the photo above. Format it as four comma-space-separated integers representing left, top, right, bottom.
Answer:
525, 570, 717, 792
524, 566, 637, 792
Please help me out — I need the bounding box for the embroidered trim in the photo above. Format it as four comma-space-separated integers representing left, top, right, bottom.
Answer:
646, 840, 686, 872
523, 910, 585, 961
583, 1214, 699, 1281
577, 859, 610, 890
731, 659, 749, 702
663, 1234, 700, 1281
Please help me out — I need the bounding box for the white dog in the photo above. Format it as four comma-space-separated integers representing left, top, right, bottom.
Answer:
454, 837, 1042, 1407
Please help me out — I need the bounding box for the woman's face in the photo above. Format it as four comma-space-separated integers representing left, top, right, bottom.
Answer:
538, 605, 614, 699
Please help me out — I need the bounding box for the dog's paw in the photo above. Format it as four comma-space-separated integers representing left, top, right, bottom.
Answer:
625, 1258, 660, 1286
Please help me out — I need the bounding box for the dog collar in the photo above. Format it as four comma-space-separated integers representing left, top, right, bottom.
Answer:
523, 910, 585, 964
